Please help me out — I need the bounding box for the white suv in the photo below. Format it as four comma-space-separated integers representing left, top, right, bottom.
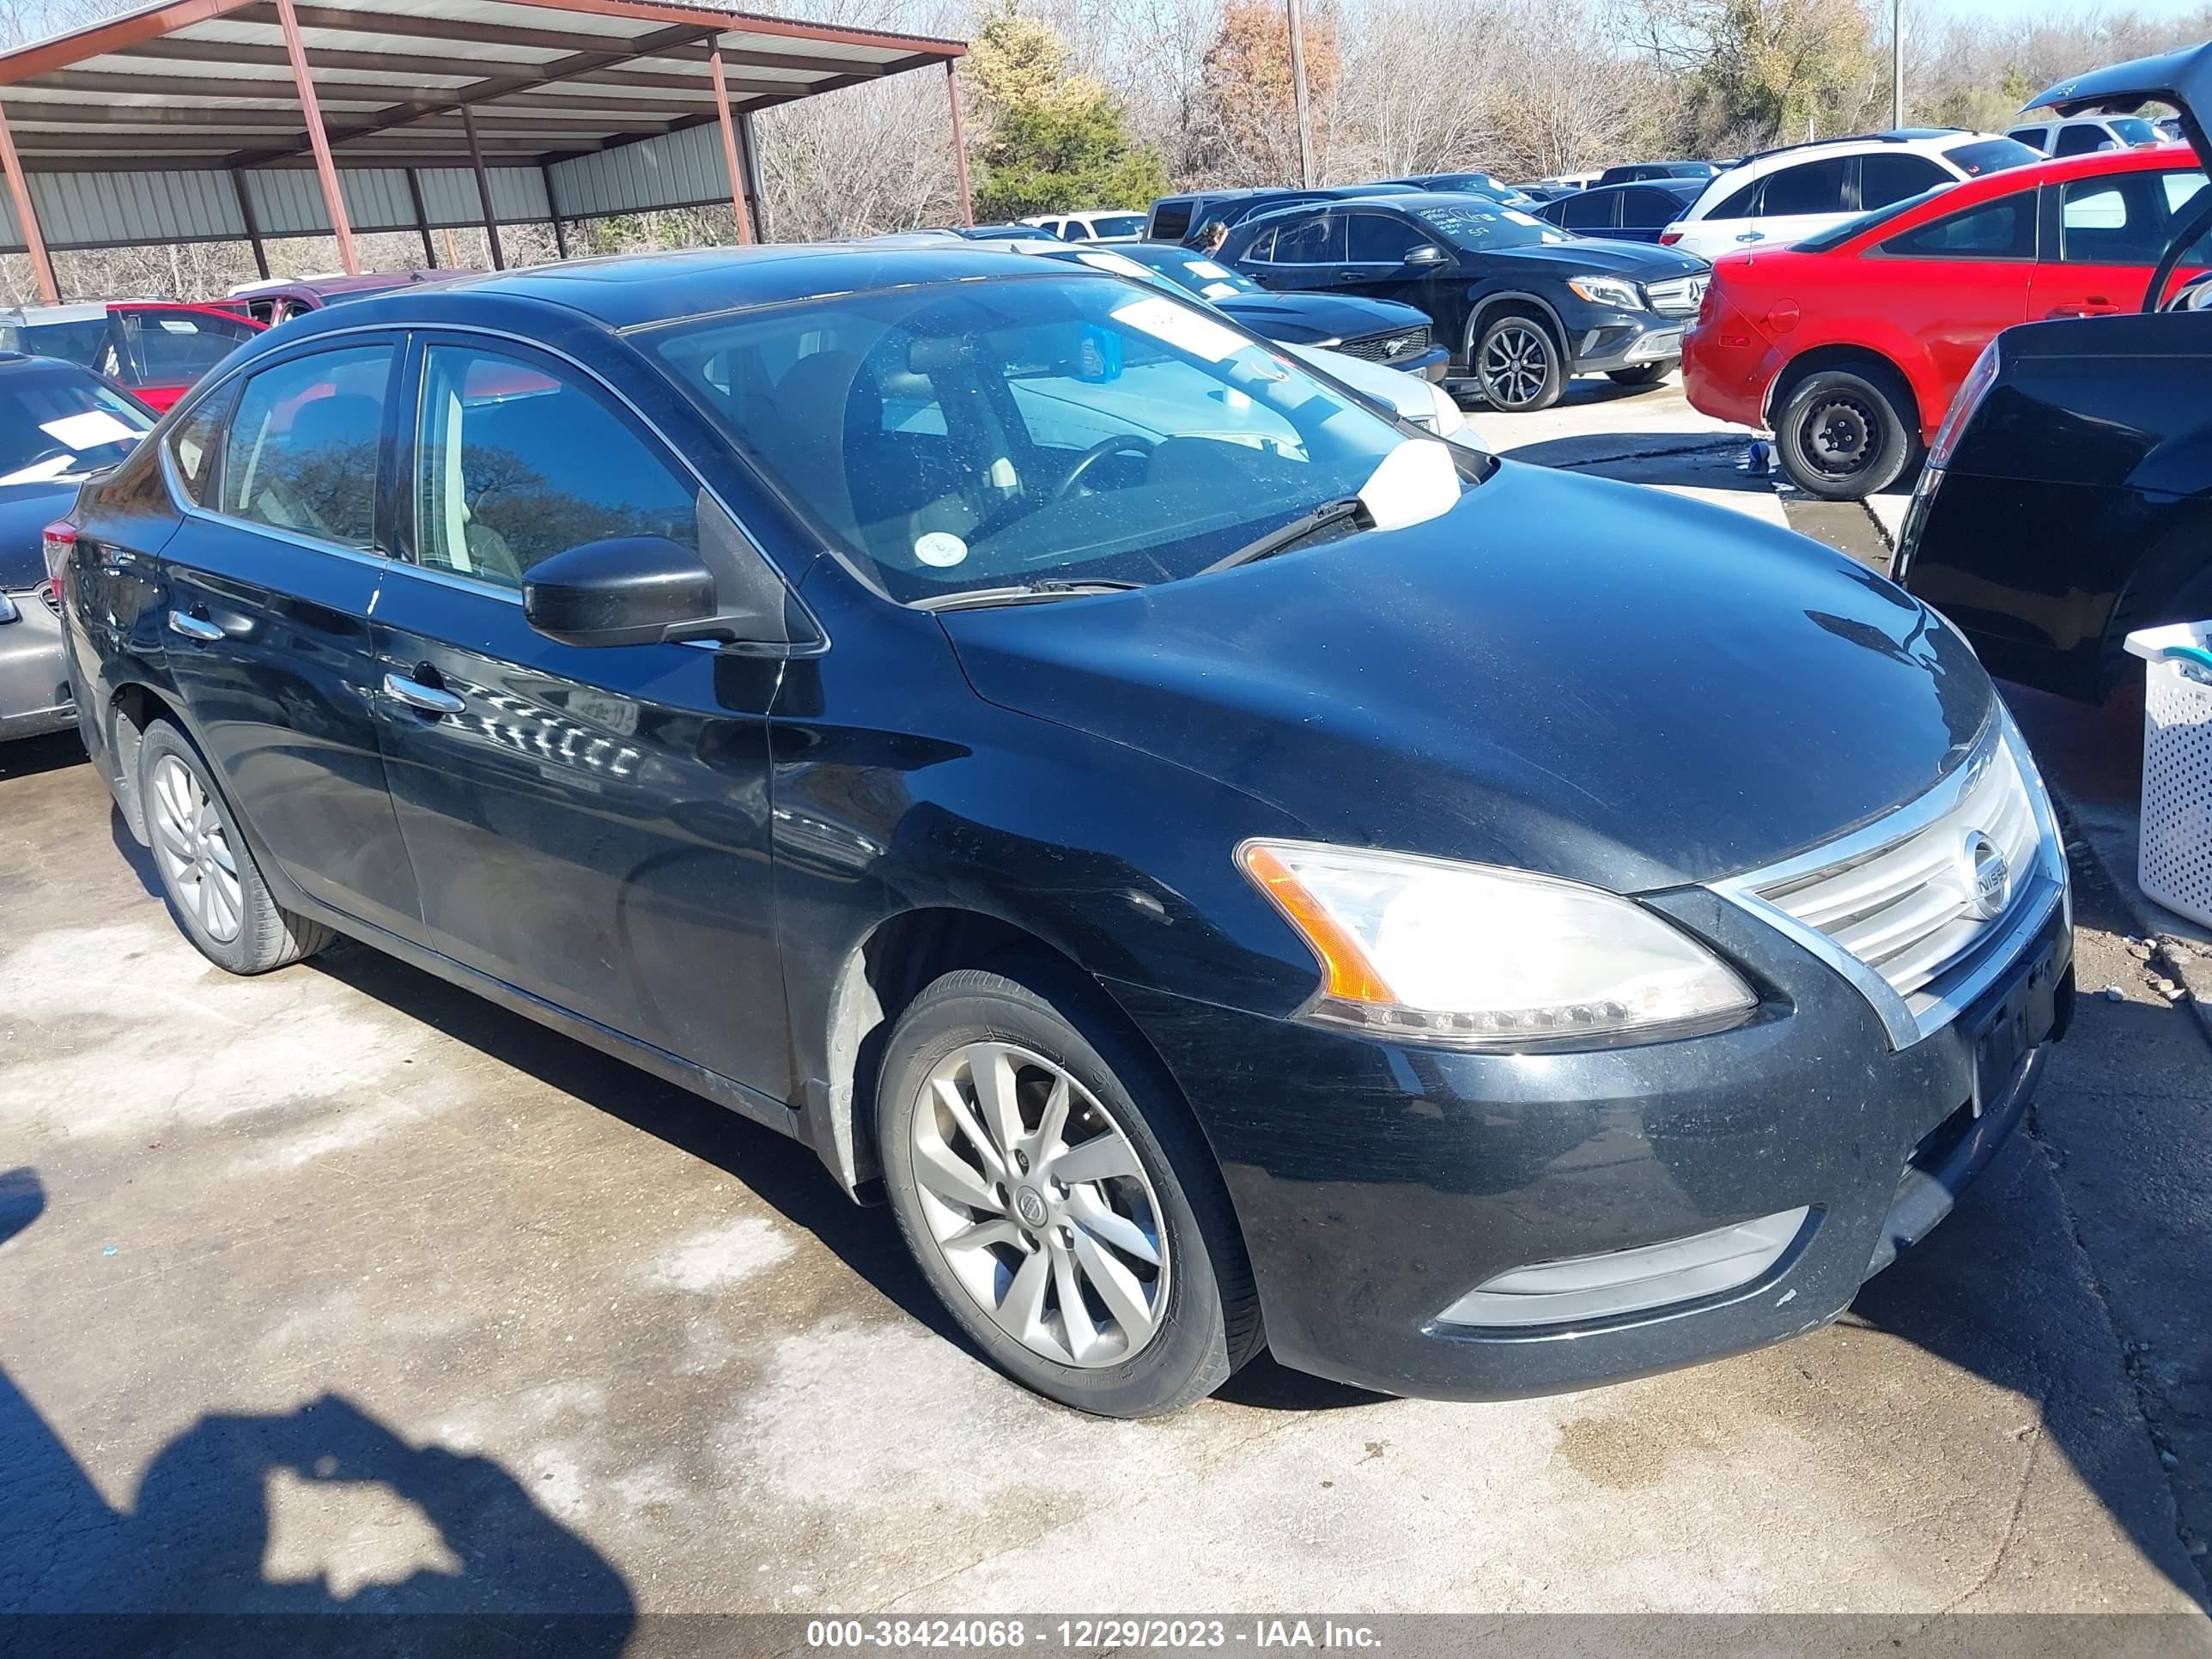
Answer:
2005, 114, 2164, 156
1660, 130, 2039, 260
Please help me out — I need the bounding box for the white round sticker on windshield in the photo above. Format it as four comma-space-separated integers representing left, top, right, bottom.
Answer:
915, 532, 969, 568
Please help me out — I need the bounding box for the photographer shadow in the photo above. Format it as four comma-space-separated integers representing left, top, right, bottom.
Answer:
0, 1168, 635, 1659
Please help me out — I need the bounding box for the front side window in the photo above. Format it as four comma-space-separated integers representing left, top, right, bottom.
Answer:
0, 315, 112, 369
118, 309, 258, 386
2059, 170, 2209, 264
1346, 212, 1427, 262
219, 344, 392, 550
647, 273, 1431, 605
1880, 191, 2036, 259
1761, 158, 1849, 217
412, 344, 700, 592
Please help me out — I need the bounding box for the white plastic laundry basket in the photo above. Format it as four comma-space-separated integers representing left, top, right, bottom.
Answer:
2124, 619, 2212, 929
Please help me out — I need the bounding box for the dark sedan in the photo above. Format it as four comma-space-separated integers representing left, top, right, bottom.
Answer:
1220, 192, 1712, 410
1535, 179, 1703, 244
1085, 240, 1449, 380
58, 246, 2069, 1418
0, 355, 153, 741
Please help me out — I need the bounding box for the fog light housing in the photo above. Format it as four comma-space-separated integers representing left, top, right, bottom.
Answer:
1434, 1206, 1814, 1329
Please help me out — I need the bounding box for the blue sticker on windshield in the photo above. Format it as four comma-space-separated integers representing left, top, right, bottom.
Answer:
1078, 325, 1123, 382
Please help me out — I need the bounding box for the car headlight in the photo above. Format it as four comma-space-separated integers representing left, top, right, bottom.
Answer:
1567, 275, 1644, 310
1309, 336, 1342, 348
1424, 380, 1467, 439
1237, 840, 1757, 1048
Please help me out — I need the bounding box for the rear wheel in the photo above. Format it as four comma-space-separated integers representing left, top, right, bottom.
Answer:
1607, 364, 1669, 387
1472, 312, 1565, 412
876, 967, 1260, 1417
140, 720, 332, 975
1774, 365, 1919, 501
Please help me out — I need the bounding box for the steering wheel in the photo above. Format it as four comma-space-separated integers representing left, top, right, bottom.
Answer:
1050, 433, 1157, 504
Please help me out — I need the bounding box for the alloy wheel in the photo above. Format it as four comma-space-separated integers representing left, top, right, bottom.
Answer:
1802, 394, 1876, 477
1479, 323, 1552, 410
908, 1040, 1169, 1368
149, 755, 244, 944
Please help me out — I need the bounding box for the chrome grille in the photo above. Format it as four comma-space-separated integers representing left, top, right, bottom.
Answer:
1712, 715, 2067, 1048
1646, 275, 1708, 318
1334, 323, 1432, 364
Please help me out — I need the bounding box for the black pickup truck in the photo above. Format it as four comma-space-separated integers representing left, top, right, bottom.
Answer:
1895, 43, 2212, 702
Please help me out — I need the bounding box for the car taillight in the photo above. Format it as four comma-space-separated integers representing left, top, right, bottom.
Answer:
42, 520, 76, 608
1659, 229, 1683, 246
1928, 340, 2001, 471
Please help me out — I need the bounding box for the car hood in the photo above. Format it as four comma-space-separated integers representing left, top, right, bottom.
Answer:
941, 460, 1990, 892
1210, 290, 1434, 343
0, 478, 79, 589
1484, 240, 1711, 280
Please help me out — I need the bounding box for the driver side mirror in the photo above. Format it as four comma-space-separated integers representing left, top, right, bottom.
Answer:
1404, 244, 1451, 269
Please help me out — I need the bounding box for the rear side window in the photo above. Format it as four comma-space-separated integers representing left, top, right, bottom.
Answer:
1272, 214, 1345, 264
1559, 191, 1616, 230
1707, 175, 1764, 221
2055, 124, 2114, 158
167, 386, 235, 505
1621, 188, 1682, 228
1151, 201, 1194, 240
2060, 173, 2191, 263
1762, 158, 1849, 216
2006, 125, 2048, 149
412, 344, 699, 592
219, 344, 392, 550
1881, 191, 2036, 259
1860, 153, 1949, 210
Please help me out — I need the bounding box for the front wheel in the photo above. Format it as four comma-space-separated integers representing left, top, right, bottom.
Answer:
876, 968, 1260, 1417
1774, 366, 1920, 501
1472, 312, 1565, 412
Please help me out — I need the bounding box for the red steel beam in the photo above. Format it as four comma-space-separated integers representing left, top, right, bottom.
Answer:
273, 0, 356, 273
707, 43, 753, 246
0, 100, 57, 301
945, 60, 970, 227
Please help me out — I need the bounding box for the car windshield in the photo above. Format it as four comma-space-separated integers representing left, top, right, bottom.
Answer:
646, 272, 1438, 605
0, 317, 111, 370
1416, 202, 1571, 247
1943, 137, 2040, 176
2111, 118, 2160, 146
1117, 246, 1266, 300
0, 360, 152, 483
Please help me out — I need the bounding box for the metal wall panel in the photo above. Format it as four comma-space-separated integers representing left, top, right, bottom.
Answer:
0, 170, 246, 252
415, 165, 550, 226
547, 121, 727, 219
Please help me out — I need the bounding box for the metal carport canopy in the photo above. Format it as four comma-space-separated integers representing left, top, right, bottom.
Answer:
0, 0, 969, 300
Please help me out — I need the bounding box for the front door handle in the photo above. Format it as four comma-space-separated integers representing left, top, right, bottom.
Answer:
167, 609, 223, 642
382, 672, 465, 716
1735, 231, 1765, 243
2046, 297, 2119, 317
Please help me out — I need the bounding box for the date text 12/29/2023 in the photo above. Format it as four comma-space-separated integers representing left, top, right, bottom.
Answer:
805, 1620, 1385, 1650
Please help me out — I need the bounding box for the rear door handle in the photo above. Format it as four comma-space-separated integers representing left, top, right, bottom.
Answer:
382, 672, 465, 716
1735, 231, 1765, 243
167, 609, 223, 642
2046, 298, 2119, 317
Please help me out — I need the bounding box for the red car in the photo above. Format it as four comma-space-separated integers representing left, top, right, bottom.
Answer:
0, 301, 264, 413
1684, 143, 2209, 498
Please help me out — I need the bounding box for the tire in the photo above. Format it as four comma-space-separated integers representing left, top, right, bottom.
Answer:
1471, 311, 1566, 412
139, 720, 332, 975
875, 967, 1261, 1418
1607, 364, 1669, 387
1774, 365, 1920, 501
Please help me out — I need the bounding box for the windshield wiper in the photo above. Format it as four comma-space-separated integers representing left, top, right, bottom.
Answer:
1205, 497, 1370, 573
914, 579, 1144, 612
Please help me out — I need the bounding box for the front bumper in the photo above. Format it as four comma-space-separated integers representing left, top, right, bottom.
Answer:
1401, 344, 1450, 383
1569, 309, 1694, 374
1110, 884, 2071, 1401
0, 589, 75, 741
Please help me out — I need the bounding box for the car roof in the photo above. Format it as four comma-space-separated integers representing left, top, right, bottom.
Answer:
263, 244, 1094, 336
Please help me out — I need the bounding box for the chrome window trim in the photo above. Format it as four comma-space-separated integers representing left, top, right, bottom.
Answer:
1708, 706, 2070, 1051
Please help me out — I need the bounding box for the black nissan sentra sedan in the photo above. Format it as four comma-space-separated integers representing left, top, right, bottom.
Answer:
52, 246, 2073, 1419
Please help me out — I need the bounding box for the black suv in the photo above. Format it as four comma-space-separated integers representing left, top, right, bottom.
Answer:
1219, 193, 1711, 410
1145, 185, 1424, 242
